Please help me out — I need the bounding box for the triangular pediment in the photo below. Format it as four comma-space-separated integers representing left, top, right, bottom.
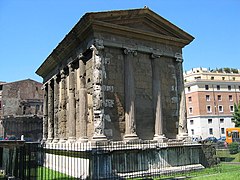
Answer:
85, 8, 194, 42
36, 8, 194, 80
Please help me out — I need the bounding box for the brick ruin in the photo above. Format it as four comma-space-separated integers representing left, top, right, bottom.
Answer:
0, 79, 43, 141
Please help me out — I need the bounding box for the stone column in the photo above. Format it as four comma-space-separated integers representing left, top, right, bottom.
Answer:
42, 84, 48, 142
52, 75, 59, 143
123, 48, 139, 141
47, 80, 54, 142
59, 69, 67, 143
151, 54, 166, 142
91, 44, 107, 141
175, 53, 188, 140
78, 58, 88, 142
67, 63, 76, 142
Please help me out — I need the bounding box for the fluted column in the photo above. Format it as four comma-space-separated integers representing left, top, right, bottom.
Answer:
123, 48, 139, 141
59, 69, 67, 143
52, 75, 59, 143
42, 84, 48, 142
78, 58, 88, 142
151, 54, 166, 142
68, 63, 76, 142
47, 80, 54, 142
175, 53, 188, 140
91, 44, 107, 141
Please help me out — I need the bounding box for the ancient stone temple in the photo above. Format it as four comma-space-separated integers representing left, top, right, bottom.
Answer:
36, 8, 194, 143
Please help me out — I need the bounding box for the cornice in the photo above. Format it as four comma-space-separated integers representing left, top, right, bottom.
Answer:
36, 8, 194, 80
91, 20, 191, 47
184, 80, 240, 87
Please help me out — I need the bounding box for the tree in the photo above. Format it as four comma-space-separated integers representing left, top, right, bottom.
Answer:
232, 103, 240, 127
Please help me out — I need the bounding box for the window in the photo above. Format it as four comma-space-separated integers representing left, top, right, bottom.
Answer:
190, 120, 194, 125
228, 85, 231, 90
221, 128, 225, 134
230, 105, 234, 112
0, 85, 2, 90
218, 105, 223, 112
35, 105, 40, 114
220, 118, 224, 123
188, 96, 192, 102
205, 85, 209, 90
211, 76, 214, 80
208, 119, 212, 124
207, 105, 212, 113
229, 95, 233, 101
187, 87, 191, 92
209, 128, 213, 135
23, 106, 26, 115
239, 86, 240, 91
217, 85, 220, 90
189, 107, 193, 114
206, 95, 210, 101
0, 101, 1, 110
222, 77, 225, 80
194, 76, 201, 80
217, 95, 222, 101
233, 77, 235, 81
191, 129, 194, 135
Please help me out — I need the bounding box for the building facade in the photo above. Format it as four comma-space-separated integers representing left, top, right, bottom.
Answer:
184, 67, 238, 139
0, 79, 43, 141
36, 8, 194, 143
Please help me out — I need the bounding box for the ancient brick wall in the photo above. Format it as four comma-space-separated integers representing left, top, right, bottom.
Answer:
2, 79, 43, 116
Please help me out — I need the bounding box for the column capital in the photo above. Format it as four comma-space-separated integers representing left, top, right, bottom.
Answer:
94, 39, 104, 50
123, 48, 137, 56
76, 53, 83, 60
68, 63, 75, 72
175, 52, 183, 63
41, 83, 48, 90
60, 69, 66, 79
53, 74, 59, 82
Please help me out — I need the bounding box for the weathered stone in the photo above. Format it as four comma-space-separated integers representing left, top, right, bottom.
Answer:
36, 8, 193, 143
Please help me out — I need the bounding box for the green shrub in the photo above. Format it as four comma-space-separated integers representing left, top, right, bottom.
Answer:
228, 142, 239, 154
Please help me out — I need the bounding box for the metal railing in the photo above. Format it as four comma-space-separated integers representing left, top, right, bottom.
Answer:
0, 141, 220, 180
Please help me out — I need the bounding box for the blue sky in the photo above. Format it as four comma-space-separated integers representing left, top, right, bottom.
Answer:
0, 0, 239, 83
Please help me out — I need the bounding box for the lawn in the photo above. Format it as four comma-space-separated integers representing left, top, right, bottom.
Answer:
216, 150, 240, 162
134, 163, 240, 180
190, 163, 240, 180
37, 167, 77, 180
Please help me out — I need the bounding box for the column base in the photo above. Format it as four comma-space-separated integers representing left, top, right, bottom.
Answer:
123, 133, 139, 141
77, 137, 88, 142
46, 138, 53, 143
52, 138, 59, 143
177, 133, 190, 141
92, 134, 107, 142
67, 137, 76, 143
153, 134, 168, 142
58, 138, 67, 143
42, 138, 47, 143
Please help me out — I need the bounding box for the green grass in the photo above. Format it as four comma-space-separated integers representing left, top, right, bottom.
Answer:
37, 167, 77, 180
190, 163, 240, 180
216, 150, 240, 162
134, 163, 240, 180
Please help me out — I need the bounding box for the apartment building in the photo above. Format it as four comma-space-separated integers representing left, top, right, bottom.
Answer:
184, 67, 239, 139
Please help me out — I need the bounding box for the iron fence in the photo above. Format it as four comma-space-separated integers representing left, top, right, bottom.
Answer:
0, 141, 220, 180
